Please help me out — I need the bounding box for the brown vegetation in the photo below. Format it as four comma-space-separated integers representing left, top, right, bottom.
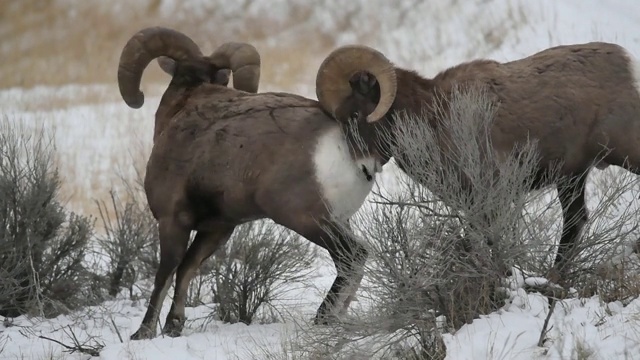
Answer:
0, 0, 336, 90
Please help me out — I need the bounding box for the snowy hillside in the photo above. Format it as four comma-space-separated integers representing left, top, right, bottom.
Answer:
2, 0, 640, 359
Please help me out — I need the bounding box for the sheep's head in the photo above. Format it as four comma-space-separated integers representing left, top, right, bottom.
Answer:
117, 26, 261, 109
315, 45, 398, 124
157, 56, 232, 87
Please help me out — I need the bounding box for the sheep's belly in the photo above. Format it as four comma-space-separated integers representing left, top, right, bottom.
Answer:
313, 126, 377, 220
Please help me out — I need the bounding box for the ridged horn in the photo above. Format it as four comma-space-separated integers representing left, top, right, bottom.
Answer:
209, 42, 261, 93
117, 26, 203, 109
316, 45, 397, 123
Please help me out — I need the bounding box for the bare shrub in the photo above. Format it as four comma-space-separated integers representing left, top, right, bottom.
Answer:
389, 84, 640, 300
209, 220, 317, 325
292, 83, 640, 359
389, 84, 552, 271
95, 188, 159, 299
371, 84, 547, 325
92, 136, 159, 301
281, 84, 547, 359
0, 120, 95, 317
508, 158, 640, 304
37, 325, 105, 357
565, 168, 640, 303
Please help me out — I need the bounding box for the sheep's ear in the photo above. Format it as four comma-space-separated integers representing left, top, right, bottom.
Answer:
157, 56, 177, 75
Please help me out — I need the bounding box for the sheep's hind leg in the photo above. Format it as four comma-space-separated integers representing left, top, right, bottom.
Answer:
600, 154, 640, 254
162, 223, 235, 337
130, 218, 191, 340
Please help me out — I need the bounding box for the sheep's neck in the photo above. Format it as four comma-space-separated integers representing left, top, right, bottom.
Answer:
392, 68, 438, 121
372, 68, 438, 165
154, 86, 194, 142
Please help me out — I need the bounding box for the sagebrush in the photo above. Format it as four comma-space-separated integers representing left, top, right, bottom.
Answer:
0, 120, 96, 317
286, 83, 640, 359
210, 220, 317, 325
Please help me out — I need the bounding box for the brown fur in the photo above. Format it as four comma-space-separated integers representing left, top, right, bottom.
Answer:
126, 58, 372, 341
335, 42, 640, 282
147, 86, 336, 230
117, 27, 384, 341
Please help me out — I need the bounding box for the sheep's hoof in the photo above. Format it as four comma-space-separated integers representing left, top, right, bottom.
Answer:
313, 313, 340, 326
162, 317, 185, 337
130, 325, 156, 340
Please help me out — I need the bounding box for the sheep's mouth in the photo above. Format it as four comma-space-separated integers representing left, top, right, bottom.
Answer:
361, 164, 373, 181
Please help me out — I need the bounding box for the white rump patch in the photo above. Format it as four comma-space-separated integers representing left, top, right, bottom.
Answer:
313, 126, 379, 221
625, 49, 640, 97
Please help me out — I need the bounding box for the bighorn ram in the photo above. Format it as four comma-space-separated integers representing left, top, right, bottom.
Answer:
316, 42, 640, 282
117, 27, 393, 340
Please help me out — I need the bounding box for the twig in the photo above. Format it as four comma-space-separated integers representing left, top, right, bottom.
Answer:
369, 200, 459, 219
26, 232, 45, 317
537, 299, 556, 347
38, 335, 78, 352
110, 315, 124, 343
37, 325, 104, 357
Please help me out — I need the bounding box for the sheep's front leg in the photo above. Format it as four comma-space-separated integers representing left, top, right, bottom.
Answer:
307, 222, 368, 325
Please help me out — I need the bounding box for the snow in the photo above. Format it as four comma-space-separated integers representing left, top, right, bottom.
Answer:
3, 269, 639, 359
524, 277, 551, 287
446, 291, 640, 359
3, 0, 640, 359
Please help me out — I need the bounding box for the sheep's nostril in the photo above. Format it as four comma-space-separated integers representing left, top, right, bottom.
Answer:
361, 165, 373, 181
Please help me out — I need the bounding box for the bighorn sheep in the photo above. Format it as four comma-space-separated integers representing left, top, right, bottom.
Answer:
117, 27, 393, 340
315, 42, 640, 282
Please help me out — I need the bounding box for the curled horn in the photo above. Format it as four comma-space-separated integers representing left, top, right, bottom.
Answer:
117, 26, 203, 109
315, 45, 397, 123
209, 42, 261, 93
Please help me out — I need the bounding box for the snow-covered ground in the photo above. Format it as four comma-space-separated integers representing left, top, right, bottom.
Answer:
3, 0, 640, 359
3, 268, 640, 359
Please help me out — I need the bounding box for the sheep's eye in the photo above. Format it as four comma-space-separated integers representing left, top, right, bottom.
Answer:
350, 111, 360, 121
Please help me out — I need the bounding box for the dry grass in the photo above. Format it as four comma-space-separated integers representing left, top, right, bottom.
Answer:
1, 109, 153, 224
0, 0, 334, 91
0, 85, 116, 112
